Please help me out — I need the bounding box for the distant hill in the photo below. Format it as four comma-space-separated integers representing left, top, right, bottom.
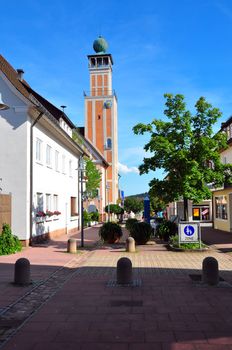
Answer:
125, 193, 148, 200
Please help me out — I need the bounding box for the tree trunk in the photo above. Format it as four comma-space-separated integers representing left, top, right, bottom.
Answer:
183, 197, 188, 221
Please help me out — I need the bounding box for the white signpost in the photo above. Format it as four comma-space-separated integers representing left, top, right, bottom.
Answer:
178, 222, 201, 248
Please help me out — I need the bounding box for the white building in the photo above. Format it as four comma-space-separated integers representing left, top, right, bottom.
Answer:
0, 55, 88, 246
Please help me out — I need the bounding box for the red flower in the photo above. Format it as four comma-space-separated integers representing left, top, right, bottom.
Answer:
36, 211, 46, 217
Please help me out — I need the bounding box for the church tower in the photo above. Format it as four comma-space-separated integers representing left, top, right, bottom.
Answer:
84, 36, 118, 207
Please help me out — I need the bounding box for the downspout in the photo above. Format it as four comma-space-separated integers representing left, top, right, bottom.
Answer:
29, 111, 43, 245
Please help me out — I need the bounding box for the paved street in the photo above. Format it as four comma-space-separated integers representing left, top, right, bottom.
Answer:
1, 226, 232, 349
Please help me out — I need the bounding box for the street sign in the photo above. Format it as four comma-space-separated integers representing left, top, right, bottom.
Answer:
179, 222, 200, 243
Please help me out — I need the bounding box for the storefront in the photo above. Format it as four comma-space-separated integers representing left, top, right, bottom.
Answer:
167, 199, 212, 226
213, 188, 232, 232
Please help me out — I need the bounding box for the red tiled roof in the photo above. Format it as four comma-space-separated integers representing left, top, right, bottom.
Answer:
0, 55, 31, 100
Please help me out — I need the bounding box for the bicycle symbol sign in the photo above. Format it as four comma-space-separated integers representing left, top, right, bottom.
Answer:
184, 225, 195, 236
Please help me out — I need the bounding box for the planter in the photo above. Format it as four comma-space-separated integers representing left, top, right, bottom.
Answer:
168, 244, 209, 252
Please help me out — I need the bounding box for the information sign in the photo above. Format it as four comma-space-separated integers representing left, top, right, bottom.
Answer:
178, 222, 200, 243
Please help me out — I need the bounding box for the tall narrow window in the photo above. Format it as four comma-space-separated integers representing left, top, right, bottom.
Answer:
46, 194, 51, 211
36, 138, 42, 162
215, 196, 228, 220
62, 155, 66, 174
46, 145, 52, 167
105, 138, 112, 150
55, 151, 59, 171
53, 195, 58, 211
36, 192, 43, 211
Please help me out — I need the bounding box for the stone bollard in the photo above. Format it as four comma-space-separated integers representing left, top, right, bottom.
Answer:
14, 258, 31, 285
202, 256, 219, 286
67, 238, 77, 253
126, 237, 136, 252
117, 257, 132, 285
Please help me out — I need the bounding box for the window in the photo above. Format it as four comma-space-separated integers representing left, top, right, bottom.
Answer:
215, 196, 228, 220
62, 155, 66, 174
192, 206, 210, 221
53, 195, 58, 211
36, 193, 43, 211
55, 151, 59, 171
105, 138, 112, 150
36, 138, 42, 162
46, 145, 52, 166
70, 197, 77, 216
223, 156, 227, 165
46, 194, 51, 211
103, 57, 108, 66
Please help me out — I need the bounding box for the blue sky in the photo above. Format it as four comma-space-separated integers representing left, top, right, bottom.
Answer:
2, 0, 232, 195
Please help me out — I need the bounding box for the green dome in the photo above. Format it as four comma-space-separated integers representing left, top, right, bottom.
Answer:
93, 36, 108, 54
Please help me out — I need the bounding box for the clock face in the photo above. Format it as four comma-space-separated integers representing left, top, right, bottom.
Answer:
104, 100, 112, 109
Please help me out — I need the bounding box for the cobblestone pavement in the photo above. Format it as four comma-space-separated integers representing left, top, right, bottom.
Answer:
1, 232, 232, 350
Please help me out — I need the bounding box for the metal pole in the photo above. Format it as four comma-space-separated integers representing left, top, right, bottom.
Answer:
81, 170, 84, 247
108, 192, 110, 222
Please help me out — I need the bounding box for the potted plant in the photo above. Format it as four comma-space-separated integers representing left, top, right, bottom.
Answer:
99, 222, 123, 244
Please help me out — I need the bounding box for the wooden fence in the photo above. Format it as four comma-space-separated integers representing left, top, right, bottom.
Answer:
0, 194, 11, 231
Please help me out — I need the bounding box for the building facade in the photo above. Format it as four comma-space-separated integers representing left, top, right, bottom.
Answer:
84, 36, 119, 208
0, 55, 88, 245
212, 117, 232, 232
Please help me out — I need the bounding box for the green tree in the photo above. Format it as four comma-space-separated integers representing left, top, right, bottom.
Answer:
85, 158, 101, 199
133, 94, 231, 220
149, 191, 166, 213
124, 197, 143, 214
105, 204, 124, 215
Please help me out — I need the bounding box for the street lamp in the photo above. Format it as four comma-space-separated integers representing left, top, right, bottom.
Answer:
78, 157, 85, 247
106, 183, 110, 222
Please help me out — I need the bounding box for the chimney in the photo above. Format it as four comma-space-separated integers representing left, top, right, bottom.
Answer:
16, 69, 24, 81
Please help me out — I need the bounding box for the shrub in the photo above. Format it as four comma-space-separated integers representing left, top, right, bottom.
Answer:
130, 222, 152, 245
169, 235, 207, 250
90, 211, 99, 222
0, 224, 22, 255
83, 210, 91, 227
99, 222, 123, 243
125, 218, 138, 232
156, 220, 178, 241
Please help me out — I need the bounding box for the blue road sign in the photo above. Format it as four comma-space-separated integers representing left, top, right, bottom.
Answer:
184, 225, 195, 236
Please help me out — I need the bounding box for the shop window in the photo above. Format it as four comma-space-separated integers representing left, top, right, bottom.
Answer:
215, 196, 228, 220
192, 206, 210, 221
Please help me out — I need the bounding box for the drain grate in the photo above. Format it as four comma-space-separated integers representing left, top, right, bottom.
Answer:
110, 300, 143, 307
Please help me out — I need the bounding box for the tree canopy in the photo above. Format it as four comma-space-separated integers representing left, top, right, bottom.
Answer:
133, 94, 232, 219
124, 197, 143, 214
84, 158, 101, 199
105, 204, 124, 215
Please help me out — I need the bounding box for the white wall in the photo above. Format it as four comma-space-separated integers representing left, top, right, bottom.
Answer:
0, 74, 82, 241
32, 124, 80, 238
0, 75, 30, 239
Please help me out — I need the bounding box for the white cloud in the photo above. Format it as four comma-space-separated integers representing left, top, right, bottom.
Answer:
118, 162, 139, 175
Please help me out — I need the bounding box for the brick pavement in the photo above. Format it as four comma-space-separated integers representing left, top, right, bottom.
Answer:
1, 225, 232, 349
